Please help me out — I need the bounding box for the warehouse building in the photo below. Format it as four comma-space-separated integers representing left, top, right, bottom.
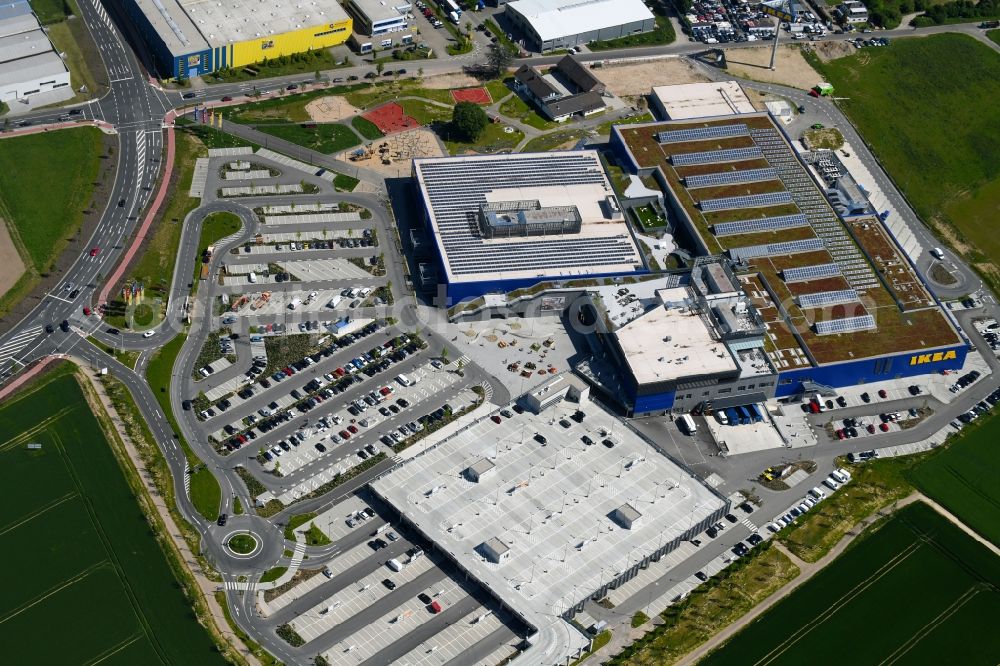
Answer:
412, 151, 644, 302
371, 384, 728, 664
121, 0, 352, 79
0, 0, 71, 105
343, 0, 411, 36
504, 0, 655, 52
598, 111, 967, 412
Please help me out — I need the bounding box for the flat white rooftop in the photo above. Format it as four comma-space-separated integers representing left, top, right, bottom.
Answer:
0, 12, 37, 40
0, 50, 66, 88
132, 0, 350, 55
0, 29, 51, 64
506, 0, 654, 42
615, 287, 737, 384
652, 82, 756, 120
349, 0, 410, 23
372, 394, 725, 661
413, 151, 642, 285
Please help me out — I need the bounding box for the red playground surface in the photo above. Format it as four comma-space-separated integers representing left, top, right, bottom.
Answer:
362, 102, 420, 134
450, 87, 492, 105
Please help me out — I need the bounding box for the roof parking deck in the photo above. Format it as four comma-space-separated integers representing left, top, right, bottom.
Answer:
371, 393, 726, 661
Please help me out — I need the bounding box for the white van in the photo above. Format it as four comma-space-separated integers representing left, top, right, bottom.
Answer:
396, 374, 413, 387
328, 295, 343, 309
386, 558, 403, 572
715, 411, 729, 426
678, 414, 697, 434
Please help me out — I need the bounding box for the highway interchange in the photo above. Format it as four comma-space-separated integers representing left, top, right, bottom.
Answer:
0, 2, 998, 663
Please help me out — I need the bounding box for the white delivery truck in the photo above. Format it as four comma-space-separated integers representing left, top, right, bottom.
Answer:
678, 414, 698, 435
288, 297, 302, 310
328, 295, 343, 309
386, 558, 403, 572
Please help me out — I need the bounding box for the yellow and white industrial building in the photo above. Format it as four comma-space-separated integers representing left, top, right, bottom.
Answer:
123, 0, 352, 79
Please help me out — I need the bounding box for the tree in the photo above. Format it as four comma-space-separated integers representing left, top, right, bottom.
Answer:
376, 61, 385, 76
451, 101, 489, 142
484, 42, 514, 79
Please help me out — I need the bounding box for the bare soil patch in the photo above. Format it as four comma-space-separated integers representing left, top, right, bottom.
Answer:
0, 219, 26, 300
598, 58, 711, 97
724, 45, 822, 90
336, 127, 445, 177
814, 40, 855, 62
304, 96, 362, 123
421, 71, 483, 89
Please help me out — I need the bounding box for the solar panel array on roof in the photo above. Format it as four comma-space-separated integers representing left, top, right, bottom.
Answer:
747, 126, 879, 292
415, 153, 640, 279
782, 263, 842, 283
713, 214, 810, 237
686, 168, 778, 189
671, 147, 763, 166
729, 238, 825, 261
700, 191, 794, 212
656, 124, 749, 144
815, 315, 876, 335
798, 289, 860, 309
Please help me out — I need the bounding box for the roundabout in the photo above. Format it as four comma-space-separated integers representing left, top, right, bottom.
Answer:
226, 532, 260, 556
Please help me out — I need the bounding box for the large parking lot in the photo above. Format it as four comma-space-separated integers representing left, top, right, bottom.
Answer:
262, 496, 525, 665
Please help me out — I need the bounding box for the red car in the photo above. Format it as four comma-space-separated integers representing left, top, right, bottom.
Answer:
878, 389, 888, 399
335, 367, 346, 376
879, 422, 890, 432
221, 95, 233, 102
809, 402, 820, 414
835, 429, 846, 440
380, 386, 392, 396
492, 414, 502, 424
89, 247, 100, 257
340, 430, 351, 439
348, 424, 358, 434
867, 424, 876, 434
82, 306, 91, 316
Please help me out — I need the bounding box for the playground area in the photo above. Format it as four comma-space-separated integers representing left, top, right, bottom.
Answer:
338, 128, 445, 176
451, 87, 492, 105
304, 96, 362, 123
361, 102, 420, 134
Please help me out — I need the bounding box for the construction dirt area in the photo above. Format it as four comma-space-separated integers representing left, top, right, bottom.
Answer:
0, 220, 26, 301
304, 96, 362, 123
723, 44, 823, 90
421, 71, 485, 90
336, 128, 445, 177
597, 58, 711, 97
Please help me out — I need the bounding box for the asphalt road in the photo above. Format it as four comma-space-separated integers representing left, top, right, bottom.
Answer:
1, 6, 998, 664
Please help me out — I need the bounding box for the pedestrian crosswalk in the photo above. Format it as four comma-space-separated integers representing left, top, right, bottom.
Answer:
224, 580, 256, 591
741, 517, 758, 532
0, 326, 42, 366
135, 132, 146, 186
183, 461, 190, 496
479, 381, 493, 403
289, 543, 306, 567
89, 0, 114, 30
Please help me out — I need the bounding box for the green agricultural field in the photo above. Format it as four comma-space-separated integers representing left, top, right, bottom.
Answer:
909, 412, 1000, 546
702, 502, 1000, 666
0, 127, 102, 272
813, 35, 1000, 288
0, 372, 224, 664
256, 122, 360, 154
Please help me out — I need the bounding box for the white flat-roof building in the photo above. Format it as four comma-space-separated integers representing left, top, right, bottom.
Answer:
615, 287, 738, 386
504, 0, 656, 52
0, 1, 71, 105
651, 82, 756, 120
343, 0, 411, 36
371, 389, 728, 664
121, 0, 352, 79
412, 151, 643, 301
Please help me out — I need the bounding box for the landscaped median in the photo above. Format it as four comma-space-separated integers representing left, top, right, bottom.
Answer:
146, 332, 223, 522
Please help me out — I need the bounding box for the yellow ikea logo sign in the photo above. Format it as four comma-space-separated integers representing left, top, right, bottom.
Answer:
909, 350, 957, 366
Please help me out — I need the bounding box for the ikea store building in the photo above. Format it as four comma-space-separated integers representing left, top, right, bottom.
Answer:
124, 0, 352, 79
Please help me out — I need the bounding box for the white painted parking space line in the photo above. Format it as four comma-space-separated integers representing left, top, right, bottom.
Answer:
393, 607, 505, 666
318, 581, 466, 663
292, 557, 436, 642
